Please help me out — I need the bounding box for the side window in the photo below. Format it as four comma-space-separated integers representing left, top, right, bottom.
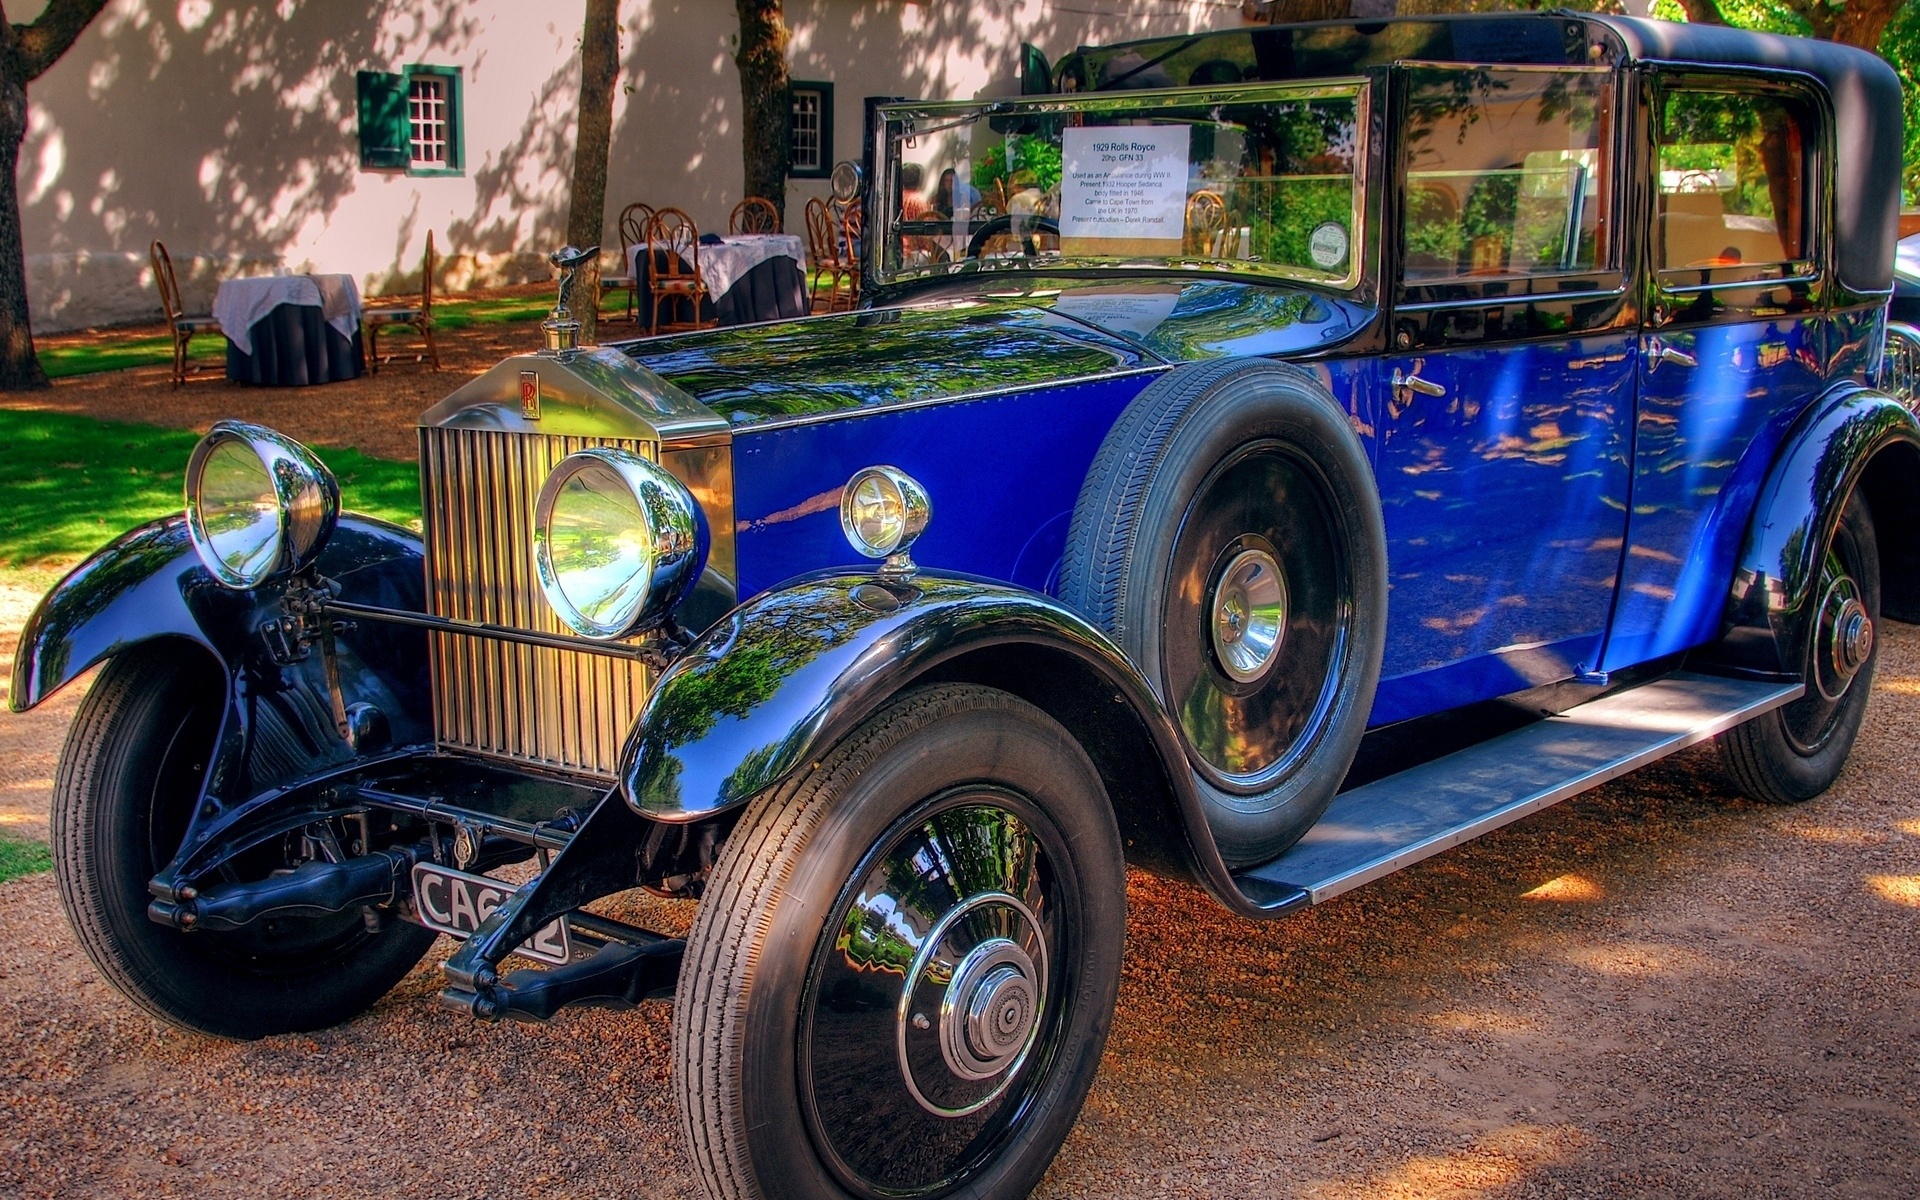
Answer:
1656, 88, 1816, 286
789, 82, 834, 179
1399, 66, 1616, 288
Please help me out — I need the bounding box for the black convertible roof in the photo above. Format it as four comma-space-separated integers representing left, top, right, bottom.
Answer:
1064, 14, 1902, 294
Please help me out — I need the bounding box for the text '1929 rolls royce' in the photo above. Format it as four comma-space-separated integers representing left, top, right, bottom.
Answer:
13, 13, 1918, 1200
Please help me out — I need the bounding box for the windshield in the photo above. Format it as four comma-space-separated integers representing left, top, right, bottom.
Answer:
876, 81, 1369, 289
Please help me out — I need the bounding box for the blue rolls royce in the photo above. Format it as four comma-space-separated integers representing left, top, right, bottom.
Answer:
13, 13, 1915, 1200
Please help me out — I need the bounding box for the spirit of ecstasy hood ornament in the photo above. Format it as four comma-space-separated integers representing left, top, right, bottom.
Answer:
542, 245, 598, 356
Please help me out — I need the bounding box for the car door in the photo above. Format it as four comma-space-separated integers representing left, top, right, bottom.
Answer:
1600, 75, 1828, 672
1373, 63, 1636, 726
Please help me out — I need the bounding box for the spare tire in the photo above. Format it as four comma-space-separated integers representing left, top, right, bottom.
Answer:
1059, 359, 1387, 866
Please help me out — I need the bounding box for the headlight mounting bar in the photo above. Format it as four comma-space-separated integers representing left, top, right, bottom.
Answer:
324, 598, 682, 666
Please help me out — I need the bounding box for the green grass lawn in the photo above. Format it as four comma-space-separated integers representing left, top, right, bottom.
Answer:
37, 293, 559, 379
0, 409, 421, 568
39, 332, 223, 380
0, 834, 51, 883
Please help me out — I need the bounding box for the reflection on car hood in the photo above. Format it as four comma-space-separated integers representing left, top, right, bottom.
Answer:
619, 279, 1371, 428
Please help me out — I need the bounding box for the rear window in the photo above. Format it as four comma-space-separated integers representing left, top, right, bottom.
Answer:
1656, 88, 1817, 284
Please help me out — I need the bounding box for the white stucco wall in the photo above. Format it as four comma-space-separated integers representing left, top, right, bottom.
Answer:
18, 0, 1238, 331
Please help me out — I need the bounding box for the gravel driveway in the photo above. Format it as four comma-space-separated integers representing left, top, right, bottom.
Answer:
2, 602, 1915, 1198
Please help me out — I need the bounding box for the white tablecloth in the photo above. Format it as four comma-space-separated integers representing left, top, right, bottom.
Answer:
213, 274, 363, 356
627, 233, 805, 301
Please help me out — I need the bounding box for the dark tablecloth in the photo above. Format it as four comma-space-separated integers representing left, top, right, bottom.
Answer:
226, 303, 365, 386
637, 253, 809, 330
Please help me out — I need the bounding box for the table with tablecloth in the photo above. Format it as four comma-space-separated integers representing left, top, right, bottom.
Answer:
627, 233, 808, 329
213, 274, 365, 385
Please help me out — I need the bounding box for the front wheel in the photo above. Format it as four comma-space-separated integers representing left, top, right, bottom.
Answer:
673, 684, 1126, 1200
50, 643, 434, 1039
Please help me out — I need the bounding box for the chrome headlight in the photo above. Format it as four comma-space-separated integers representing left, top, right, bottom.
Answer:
534, 448, 709, 639
840, 465, 931, 560
185, 421, 340, 589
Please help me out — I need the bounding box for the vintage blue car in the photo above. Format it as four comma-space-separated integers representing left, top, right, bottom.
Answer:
13, 13, 1915, 1199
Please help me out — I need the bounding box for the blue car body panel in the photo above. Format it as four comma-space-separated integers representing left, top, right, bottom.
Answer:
1600, 316, 1825, 672
630, 274, 1896, 731
1372, 335, 1635, 724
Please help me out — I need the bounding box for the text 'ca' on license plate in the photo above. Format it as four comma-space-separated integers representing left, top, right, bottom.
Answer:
411, 862, 572, 965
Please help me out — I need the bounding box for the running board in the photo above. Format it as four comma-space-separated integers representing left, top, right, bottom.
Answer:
1237, 671, 1802, 908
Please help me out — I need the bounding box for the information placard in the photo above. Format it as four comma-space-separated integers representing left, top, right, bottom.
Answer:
1060, 125, 1192, 257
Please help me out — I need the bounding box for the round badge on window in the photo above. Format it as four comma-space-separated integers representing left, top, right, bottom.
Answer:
1308, 222, 1349, 270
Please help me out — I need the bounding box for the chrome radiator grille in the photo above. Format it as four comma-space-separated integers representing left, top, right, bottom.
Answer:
420, 426, 653, 778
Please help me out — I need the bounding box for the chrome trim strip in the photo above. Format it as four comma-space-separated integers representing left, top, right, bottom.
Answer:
1393, 287, 1627, 312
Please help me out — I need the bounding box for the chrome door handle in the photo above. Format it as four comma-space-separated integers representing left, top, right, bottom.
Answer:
1391, 368, 1446, 397
1647, 337, 1698, 370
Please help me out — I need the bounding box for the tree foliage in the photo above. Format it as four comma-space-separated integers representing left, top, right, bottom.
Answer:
1654, 0, 1918, 199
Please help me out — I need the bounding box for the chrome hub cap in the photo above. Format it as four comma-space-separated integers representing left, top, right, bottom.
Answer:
1209, 547, 1287, 684
1814, 573, 1873, 702
941, 937, 1040, 1081
898, 891, 1049, 1115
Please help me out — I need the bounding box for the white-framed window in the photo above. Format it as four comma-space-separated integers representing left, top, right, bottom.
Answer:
408, 75, 450, 168
789, 82, 833, 179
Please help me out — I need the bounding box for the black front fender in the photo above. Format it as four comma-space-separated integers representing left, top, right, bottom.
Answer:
9, 513, 434, 802
621, 570, 1301, 918
1717, 385, 1920, 673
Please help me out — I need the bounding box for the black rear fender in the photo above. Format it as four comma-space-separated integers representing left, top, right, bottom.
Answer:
1715, 385, 1920, 673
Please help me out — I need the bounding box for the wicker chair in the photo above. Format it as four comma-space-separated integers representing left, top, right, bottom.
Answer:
805, 197, 857, 314
149, 240, 221, 386
362, 230, 440, 373
645, 208, 715, 334
1185, 190, 1230, 257
602, 202, 654, 321
729, 196, 781, 235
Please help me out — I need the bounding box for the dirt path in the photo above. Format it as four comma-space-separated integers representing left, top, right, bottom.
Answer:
1, 622, 1915, 1198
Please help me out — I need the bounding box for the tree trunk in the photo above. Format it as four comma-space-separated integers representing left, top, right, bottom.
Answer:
0, 70, 44, 390
735, 0, 791, 228
1794, 0, 1905, 50
1674, 0, 1727, 25
565, 0, 620, 346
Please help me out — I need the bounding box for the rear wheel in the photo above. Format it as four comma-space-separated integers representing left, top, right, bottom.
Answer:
673, 684, 1125, 1200
51, 643, 434, 1039
1720, 493, 1880, 804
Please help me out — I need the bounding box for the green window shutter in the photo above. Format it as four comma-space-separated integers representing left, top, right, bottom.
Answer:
357, 70, 408, 169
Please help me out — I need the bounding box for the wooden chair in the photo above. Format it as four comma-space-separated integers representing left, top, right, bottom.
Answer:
362, 230, 440, 373
602, 202, 654, 321
836, 200, 863, 309
805, 197, 857, 314
729, 197, 780, 235
149, 240, 221, 386
645, 208, 715, 334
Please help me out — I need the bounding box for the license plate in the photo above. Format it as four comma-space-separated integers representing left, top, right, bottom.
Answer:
410, 862, 572, 965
